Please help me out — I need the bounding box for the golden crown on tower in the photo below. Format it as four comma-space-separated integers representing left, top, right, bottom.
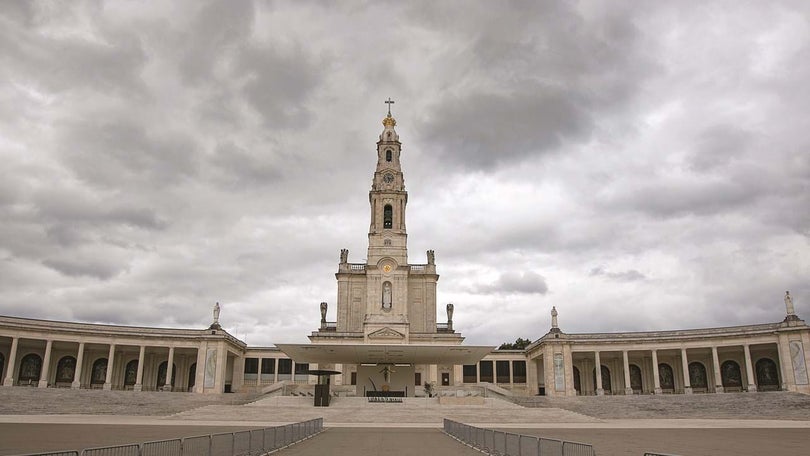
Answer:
382, 113, 397, 127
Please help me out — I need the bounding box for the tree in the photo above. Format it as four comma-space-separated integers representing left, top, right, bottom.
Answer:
498, 337, 532, 350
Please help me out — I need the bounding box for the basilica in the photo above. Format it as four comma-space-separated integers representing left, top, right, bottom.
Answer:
1, 109, 808, 398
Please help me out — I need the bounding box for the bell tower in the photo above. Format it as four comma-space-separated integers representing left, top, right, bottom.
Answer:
367, 98, 408, 265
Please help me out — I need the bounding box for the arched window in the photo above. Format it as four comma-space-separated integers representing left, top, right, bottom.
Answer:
658, 363, 674, 389
383, 204, 393, 229
630, 364, 643, 391
756, 358, 779, 388
157, 361, 177, 388
688, 362, 707, 388
721, 360, 742, 388
55, 356, 77, 383
572, 366, 581, 394
0, 352, 5, 381
188, 363, 197, 391
19, 353, 42, 383
91, 358, 107, 385
386, 149, 392, 162
124, 360, 139, 386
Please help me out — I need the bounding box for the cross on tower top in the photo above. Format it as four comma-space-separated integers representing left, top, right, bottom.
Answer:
385, 97, 395, 116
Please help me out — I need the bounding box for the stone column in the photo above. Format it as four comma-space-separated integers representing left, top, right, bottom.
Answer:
334, 363, 344, 386
651, 349, 662, 394
193, 343, 206, 393
623, 350, 633, 395
3, 337, 19, 386
72, 342, 85, 389
476, 362, 481, 383
680, 348, 692, 394
711, 346, 724, 393
164, 347, 175, 391
134, 345, 146, 391
103, 344, 116, 390
777, 335, 794, 392
273, 358, 279, 384
743, 344, 757, 392
526, 358, 538, 395
214, 343, 226, 393
453, 364, 463, 386
38, 340, 53, 388
563, 345, 575, 397
594, 351, 603, 396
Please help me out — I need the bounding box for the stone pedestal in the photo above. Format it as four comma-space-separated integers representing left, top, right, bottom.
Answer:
715, 385, 724, 393
654, 387, 662, 394
624, 387, 633, 395
684, 386, 693, 394
134, 384, 143, 392
596, 388, 604, 396
71, 381, 81, 389
103, 383, 112, 391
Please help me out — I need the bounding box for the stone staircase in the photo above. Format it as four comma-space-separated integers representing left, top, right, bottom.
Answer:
514, 391, 810, 420
170, 395, 598, 425
0, 386, 261, 416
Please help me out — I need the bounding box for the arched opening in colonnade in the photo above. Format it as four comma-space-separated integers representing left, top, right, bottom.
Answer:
688, 362, 708, 390
55, 356, 76, 385
157, 361, 176, 389
18, 353, 42, 385
658, 363, 674, 390
629, 364, 643, 392
721, 360, 742, 389
0, 352, 4, 380
573, 366, 581, 394
756, 358, 779, 391
593, 366, 612, 393
124, 360, 138, 387
91, 358, 107, 386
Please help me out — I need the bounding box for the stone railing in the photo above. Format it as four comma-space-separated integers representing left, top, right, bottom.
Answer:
349, 264, 366, 271
410, 264, 426, 272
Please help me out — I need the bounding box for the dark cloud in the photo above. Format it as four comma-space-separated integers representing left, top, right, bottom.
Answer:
590, 266, 646, 282
474, 271, 548, 295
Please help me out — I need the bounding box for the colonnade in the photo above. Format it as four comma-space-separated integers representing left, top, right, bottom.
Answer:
1, 336, 201, 392
569, 343, 782, 396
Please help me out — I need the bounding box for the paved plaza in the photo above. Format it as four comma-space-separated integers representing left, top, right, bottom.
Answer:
2, 388, 810, 455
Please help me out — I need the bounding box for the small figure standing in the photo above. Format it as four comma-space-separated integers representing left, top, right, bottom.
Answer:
213, 302, 221, 324
446, 303, 454, 323
320, 301, 328, 324
427, 250, 435, 265
551, 306, 559, 329
785, 291, 795, 316
340, 249, 348, 264
382, 282, 392, 309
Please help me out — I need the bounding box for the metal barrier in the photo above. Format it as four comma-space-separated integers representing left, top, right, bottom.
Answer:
13, 418, 324, 456
443, 418, 596, 456
643, 453, 682, 456
16, 452, 79, 456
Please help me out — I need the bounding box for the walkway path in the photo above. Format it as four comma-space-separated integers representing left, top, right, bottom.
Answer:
277, 428, 480, 456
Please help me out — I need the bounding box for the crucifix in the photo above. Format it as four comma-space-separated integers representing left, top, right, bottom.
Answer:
385, 97, 395, 116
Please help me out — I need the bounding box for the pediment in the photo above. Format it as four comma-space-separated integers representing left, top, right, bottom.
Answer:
368, 327, 405, 339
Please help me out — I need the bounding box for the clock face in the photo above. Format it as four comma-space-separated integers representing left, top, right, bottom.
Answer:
383, 173, 394, 183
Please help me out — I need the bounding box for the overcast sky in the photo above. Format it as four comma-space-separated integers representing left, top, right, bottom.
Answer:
1, 1, 808, 347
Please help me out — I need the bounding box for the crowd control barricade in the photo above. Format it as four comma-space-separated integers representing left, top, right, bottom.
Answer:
17, 452, 79, 456
443, 418, 596, 456
13, 418, 324, 456
141, 439, 181, 456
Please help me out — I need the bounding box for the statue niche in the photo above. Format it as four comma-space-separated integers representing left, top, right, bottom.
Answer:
382, 281, 392, 310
